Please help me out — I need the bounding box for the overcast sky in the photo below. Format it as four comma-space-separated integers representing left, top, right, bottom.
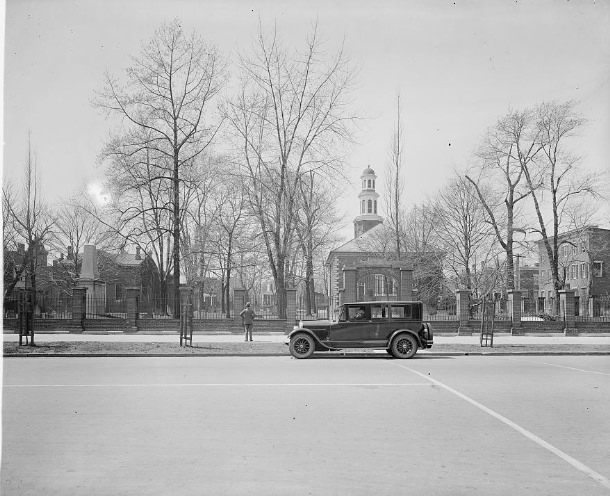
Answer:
3, 0, 610, 240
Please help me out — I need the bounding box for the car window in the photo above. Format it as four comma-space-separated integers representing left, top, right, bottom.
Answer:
390, 305, 412, 319
371, 305, 386, 319
348, 306, 367, 321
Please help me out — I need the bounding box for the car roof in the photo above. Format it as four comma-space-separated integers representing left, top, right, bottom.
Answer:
346, 301, 423, 305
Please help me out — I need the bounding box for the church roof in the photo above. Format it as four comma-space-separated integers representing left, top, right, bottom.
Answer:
331, 223, 385, 254
363, 166, 375, 175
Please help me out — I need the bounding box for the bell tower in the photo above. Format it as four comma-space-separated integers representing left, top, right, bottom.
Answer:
353, 166, 383, 237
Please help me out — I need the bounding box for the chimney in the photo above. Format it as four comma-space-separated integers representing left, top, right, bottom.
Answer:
135, 246, 141, 260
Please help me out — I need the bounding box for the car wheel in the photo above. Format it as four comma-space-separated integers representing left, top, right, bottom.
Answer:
390, 333, 418, 359
289, 333, 315, 359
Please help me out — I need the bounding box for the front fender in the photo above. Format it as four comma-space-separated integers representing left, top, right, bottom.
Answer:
286, 328, 336, 351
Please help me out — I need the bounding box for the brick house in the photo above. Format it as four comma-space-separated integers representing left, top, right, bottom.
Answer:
537, 226, 610, 316
97, 247, 164, 315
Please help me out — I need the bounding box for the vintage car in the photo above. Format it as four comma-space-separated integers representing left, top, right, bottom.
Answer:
287, 301, 433, 359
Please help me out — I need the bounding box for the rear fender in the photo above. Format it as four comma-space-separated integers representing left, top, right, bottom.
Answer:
388, 328, 423, 349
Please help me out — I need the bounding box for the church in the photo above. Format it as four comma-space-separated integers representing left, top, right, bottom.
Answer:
325, 166, 417, 318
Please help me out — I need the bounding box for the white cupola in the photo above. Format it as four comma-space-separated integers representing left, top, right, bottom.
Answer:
353, 166, 383, 237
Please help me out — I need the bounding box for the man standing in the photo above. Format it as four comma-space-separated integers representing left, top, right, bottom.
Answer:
240, 302, 256, 342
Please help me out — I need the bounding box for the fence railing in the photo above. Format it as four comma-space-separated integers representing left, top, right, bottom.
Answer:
85, 295, 126, 319
4, 294, 73, 319
575, 296, 610, 322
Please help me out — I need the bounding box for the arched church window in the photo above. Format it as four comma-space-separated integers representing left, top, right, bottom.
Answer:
374, 200, 377, 214
373, 180, 375, 189
368, 200, 372, 213
361, 200, 365, 213
367, 179, 371, 188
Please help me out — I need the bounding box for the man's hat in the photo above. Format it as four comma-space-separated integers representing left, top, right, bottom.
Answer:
246, 302, 251, 307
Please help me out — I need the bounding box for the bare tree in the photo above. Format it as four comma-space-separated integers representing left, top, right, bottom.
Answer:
521, 100, 599, 312
3, 137, 55, 344
295, 171, 343, 316
434, 174, 497, 296
100, 135, 176, 313
225, 24, 356, 318
385, 94, 405, 260
466, 107, 540, 290
94, 19, 226, 315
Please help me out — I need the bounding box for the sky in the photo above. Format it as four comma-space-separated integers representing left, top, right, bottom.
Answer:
3, 0, 610, 242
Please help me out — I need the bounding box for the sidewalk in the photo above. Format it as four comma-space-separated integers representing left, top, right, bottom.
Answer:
3, 331, 610, 345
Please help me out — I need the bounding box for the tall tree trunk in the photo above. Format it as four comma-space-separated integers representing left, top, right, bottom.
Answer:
173, 151, 181, 318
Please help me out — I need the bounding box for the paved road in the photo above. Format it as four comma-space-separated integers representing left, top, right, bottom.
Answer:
2, 355, 609, 495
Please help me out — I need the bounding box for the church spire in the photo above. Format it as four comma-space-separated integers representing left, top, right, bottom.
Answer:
353, 165, 383, 237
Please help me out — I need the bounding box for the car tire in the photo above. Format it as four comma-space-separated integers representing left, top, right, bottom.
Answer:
289, 333, 315, 359
390, 333, 418, 359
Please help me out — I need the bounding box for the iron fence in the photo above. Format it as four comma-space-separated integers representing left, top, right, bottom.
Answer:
575, 296, 610, 322
423, 301, 458, 321
4, 294, 73, 319
85, 295, 126, 319
138, 296, 177, 319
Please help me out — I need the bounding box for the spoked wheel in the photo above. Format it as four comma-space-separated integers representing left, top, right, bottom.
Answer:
390, 333, 418, 359
289, 333, 315, 359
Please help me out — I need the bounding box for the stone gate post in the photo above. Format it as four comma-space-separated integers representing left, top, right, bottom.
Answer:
456, 289, 472, 336
508, 289, 522, 335
286, 288, 297, 332
71, 287, 87, 333
233, 289, 247, 322
559, 290, 578, 336
125, 287, 140, 331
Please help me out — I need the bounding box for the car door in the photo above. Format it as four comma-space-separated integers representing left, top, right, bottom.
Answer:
328, 304, 371, 347
368, 303, 391, 344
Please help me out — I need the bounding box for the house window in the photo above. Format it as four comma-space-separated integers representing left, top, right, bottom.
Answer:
562, 245, 569, 257
592, 261, 603, 277
263, 294, 272, 306
581, 240, 587, 252
572, 264, 578, 279
375, 275, 385, 296
115, 284, 123, 300
572, 245, 577, 255
581, 263, 588, 279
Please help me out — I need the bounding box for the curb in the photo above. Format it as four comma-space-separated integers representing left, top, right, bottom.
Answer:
4, 351, 610, 358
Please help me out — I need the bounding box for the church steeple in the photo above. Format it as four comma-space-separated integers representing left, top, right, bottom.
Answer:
353, 166, 383, 237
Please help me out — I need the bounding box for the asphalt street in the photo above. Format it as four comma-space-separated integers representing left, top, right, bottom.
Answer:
2, 355, 609, 495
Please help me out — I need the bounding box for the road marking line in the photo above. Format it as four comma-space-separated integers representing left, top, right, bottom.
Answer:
394, 363, 610, 490
502, 357, 610, 376
3, 383, 433, 388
